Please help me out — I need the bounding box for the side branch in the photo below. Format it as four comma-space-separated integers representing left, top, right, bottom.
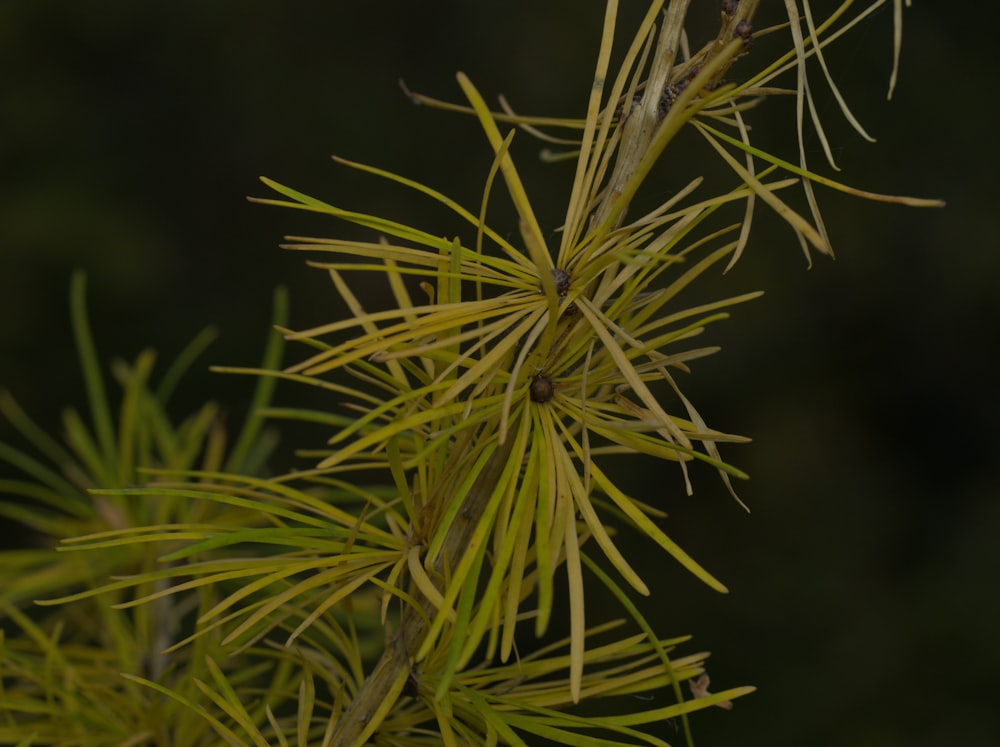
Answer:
330, 437, 515, 747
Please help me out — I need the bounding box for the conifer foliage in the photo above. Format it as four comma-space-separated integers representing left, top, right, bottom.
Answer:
1, 2, 941, 745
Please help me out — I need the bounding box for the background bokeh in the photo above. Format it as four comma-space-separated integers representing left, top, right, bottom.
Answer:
2, 2, 996, 745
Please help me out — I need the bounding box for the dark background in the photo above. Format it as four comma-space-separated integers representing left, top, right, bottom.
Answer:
2, 2, 996, 745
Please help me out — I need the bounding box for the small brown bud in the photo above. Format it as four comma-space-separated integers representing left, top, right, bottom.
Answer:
546, 268, 571, 297
733, 20, 753, 51
529, 374, 555, 403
